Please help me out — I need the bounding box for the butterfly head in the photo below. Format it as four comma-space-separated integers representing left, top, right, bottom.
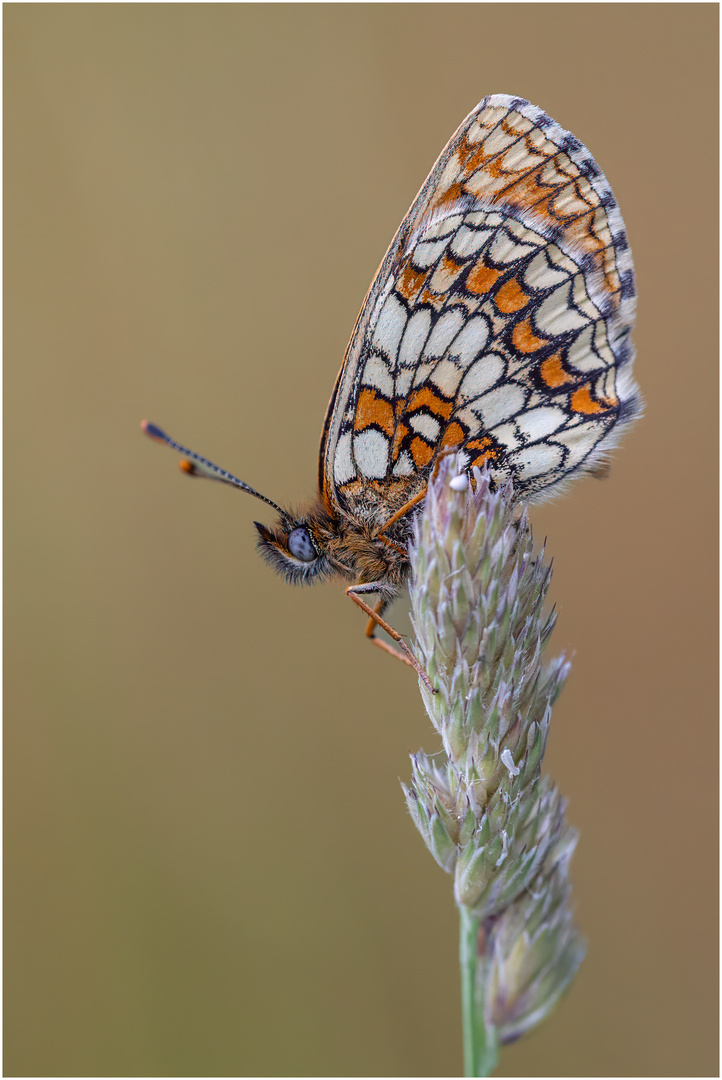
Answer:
254, 514, 335, 585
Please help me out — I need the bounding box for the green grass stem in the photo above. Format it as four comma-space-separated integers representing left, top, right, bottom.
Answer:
459, 907, 498, 1077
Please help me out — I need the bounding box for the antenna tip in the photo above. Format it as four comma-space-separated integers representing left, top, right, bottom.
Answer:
141, 420, 168, 443
179, 460, 197, 476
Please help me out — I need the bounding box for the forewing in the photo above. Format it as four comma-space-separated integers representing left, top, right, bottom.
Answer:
322, 94, 640, 511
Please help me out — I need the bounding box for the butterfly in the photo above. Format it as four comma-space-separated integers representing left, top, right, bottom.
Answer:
143, 94, 640, 687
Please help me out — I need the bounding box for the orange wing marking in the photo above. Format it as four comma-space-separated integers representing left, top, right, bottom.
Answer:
466, 262, 502, 296
355, 388, 395, 436
466, 435, 501, 466
441, 421, 466, 449
540, 354, 576, 388
570, 384, 618, 415
411, 436, 435, 468
495, 276, 530, 313
512, 316, 547, 354
407, 386, 454, 421
396, 261, 429, 303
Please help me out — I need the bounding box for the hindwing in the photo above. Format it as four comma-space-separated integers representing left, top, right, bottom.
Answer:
320, 94, 640, 516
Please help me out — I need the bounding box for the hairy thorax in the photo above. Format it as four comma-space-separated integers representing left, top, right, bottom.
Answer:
328, 522, 410, 589
305, 487, 421, 591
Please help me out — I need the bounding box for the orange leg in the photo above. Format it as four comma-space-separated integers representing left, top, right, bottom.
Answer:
377, 534, 408, 557
376, 489, 428, 536
374, 490, 427, 560
346, 585, 433, 692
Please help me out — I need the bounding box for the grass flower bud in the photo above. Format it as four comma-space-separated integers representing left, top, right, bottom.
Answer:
403, 456, 584, 1073
484, 835, 586, 1044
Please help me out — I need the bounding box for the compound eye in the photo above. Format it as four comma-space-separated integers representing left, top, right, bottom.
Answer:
287, 526, 316, 562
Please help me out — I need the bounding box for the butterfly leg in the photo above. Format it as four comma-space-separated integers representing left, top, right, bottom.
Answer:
345, 584, 433, 692
377, 490, 427, 538
377, 535, 407, 557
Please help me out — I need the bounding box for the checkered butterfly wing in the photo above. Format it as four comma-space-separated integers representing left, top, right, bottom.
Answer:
320, 94, 640, 512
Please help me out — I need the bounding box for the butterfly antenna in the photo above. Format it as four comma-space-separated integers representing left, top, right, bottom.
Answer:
141, 420, 289, 519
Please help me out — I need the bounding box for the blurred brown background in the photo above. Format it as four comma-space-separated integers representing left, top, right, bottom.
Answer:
5, 4, 718, 1077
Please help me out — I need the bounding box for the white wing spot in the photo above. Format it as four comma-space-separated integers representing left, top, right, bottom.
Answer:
536, 281, 588, 334
333, 431, 355, 485
475, 384, 527, 428
362, 352, 395, 396
421, 212, 465, 240
450, 224, 492, 258
523, 250, 569, 290
409, 413, 441, 442
450, 315, 490, 367
507, 442, 565, 479
548, 423, 601, 468
489, 227, 542, 265
395, 368, 414, 396
425, 309, 466, 357
572, 272, 601, 321
516, 406, 567, 441
372, 293, 407, 363
392, 450, 415, 476
458, 352, 505, 400
430, 358, 465, 397
411, 237, 449, 269
566, 323, 610, 374
489, 421, 521, 451
353, 428, 389, 479
399, 309, 432, 368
